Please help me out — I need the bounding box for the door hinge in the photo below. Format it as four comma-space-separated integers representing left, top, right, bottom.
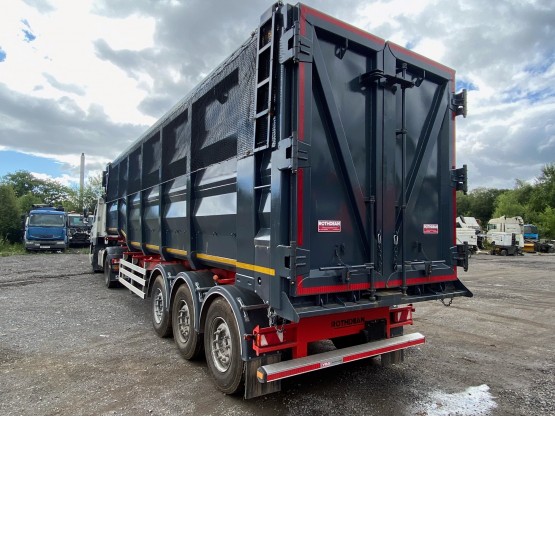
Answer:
279, 21, 312, 64
452, 165, 468, 194
277, 132, 310, 171
451, 88, 467, 118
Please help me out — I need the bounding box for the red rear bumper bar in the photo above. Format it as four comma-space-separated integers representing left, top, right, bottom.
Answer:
257, 332, 425, 383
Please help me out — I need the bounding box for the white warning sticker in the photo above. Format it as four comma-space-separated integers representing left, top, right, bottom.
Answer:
318, 220, 341, 232
423, 224, 439, 234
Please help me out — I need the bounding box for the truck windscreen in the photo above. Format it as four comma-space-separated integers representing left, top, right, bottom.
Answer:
29, 214, 65, 227
68, 216, 86, 226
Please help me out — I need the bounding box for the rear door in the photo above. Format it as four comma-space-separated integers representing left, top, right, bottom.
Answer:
290, 5, 459, 296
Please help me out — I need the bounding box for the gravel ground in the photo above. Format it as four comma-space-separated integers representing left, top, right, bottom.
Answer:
1, 251, 554, 415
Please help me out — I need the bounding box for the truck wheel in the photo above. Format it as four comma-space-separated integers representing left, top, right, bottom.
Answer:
500, 249, 507, 256
172, 284, 204, 360
204, 298, 243, 394
104, 257, 117, 289
151, 275, 173, 338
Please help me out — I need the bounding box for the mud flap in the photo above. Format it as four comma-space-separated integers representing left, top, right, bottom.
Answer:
244, 355, 282, 399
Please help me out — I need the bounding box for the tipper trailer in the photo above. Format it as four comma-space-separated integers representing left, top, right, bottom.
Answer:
90, 2, 472, 398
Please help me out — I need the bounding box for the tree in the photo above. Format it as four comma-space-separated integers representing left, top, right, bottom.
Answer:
63, 173, 103, 213
0, 170, 69, 206
492, 191, 526, 219
17, 193, 44, 215
457, 187, 507, 224
535, 163, 555, 208
0, 185, 22, 242
538, 206, 555, 238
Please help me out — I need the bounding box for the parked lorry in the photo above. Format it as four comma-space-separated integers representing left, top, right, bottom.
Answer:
522, 224, 554, 253
456, 216, 480, 252
486, 216, 524, 256
67, 213, 91, 247
24, 204, 68, 252
90, 2, 472, 398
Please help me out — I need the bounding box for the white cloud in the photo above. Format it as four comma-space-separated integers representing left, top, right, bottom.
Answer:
0, 0, 554, 190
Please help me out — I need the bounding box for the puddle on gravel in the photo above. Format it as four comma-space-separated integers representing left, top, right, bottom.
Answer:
414, 384, 497, 416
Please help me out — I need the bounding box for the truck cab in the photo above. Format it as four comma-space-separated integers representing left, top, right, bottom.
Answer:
487, 216, 525, 256
24, 205, 68, 252
66, 213, 91, 247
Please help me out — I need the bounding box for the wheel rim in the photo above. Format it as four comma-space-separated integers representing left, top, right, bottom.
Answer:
153, 288, 164, 324
211, 317, 232, 373
177, 300, 191, 342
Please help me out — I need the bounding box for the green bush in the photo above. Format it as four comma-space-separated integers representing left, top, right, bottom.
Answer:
0, 185, 22, 243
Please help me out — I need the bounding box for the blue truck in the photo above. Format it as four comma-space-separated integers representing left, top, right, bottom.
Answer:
24, 205, 68, 252
523, 224, 539, 242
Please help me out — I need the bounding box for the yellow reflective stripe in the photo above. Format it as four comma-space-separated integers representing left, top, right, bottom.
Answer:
196, 253, 275, 276
120, 229, 127, 238
237, 261, 276, 277
130, 241, 141, 247
145, 244, 159, 252
166, 248, 188, 256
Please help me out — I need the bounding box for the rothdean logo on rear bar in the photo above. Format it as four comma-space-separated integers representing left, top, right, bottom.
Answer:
331, 316, 365, 329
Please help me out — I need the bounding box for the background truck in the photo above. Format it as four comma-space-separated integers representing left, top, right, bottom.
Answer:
90, 2, 472, 398
456, 216, 480, 252
66, 213, 91, 247
487, 216, 524, 256
24, 204, 68, 252
522, 223, 554, 253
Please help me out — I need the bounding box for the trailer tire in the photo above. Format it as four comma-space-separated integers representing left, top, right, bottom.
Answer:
104, 257, 117, 289
172, 284, 204, 360
152, 275, 173, 338
500, 249, 507, 256
204, 298, 243, 395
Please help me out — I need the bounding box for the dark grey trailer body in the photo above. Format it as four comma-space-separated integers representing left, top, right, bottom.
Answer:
105, 3, 469, 322
101, 3, 471, 395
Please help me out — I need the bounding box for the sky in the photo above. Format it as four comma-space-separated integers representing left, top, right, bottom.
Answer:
0, 0, 554, 190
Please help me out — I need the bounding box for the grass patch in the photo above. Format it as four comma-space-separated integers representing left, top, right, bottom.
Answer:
0, 239, 89, 256
0, 238, 26, 257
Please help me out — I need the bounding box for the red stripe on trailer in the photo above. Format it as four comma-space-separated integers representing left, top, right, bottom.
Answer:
295, 273, 458, 295
297, 12, 306, 248
298, 53, 305, 141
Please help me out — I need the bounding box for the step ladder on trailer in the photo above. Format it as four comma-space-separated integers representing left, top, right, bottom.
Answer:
118, 258, 147, 299
253, 6, 278, 152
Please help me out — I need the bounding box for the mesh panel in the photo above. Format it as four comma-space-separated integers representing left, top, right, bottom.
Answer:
110, 35, 257, 186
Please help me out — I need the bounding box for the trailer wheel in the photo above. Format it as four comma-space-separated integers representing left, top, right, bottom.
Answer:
500, 249, 507, 256
172, 284, 204, 360
104, 257, 117, 289
151, 275, 173, 338
204, 298, 243, 394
